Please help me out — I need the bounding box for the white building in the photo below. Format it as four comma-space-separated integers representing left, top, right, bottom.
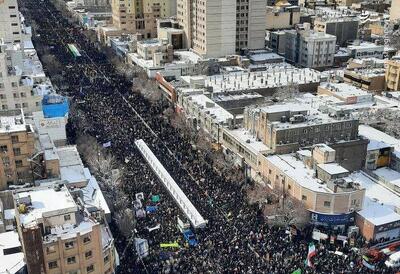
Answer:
347, 42, 384, 59
285, 24, 336, 68
0, 0, 23, 43
0, 41, 55, 114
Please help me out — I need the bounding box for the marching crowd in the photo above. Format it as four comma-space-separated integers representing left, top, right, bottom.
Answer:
19, 0, 398, 273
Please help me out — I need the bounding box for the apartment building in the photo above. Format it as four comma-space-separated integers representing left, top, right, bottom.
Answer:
14, 184, 116, 274
235, 0, 265, 52
0, 41, 54, 114
258, 145, 365, 225
0, 109, 35, 190
343, 68, 385, 92
385, 60, 400, 91
314, 16, 359, 47
111, 0, 174, 38
243, 102, 360, 154
177, 0, 236, 58
266, 4, 300, 30
177, 0, 265, 58
0, 0, 23, 44
284, 24, 336, 69
390, 0, 400, 22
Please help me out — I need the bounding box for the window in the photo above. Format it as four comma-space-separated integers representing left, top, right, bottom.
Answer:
22, 103, 28, 108
324, 201, 331, 207
67, 256, 76, 264
85, 250, 92, 259
15, 104, 21, 108
15, 160, 22, 168
302, 195, 307, 201
46, 245, 56, 254
83, 235, 91, 244
65, 241, 74, 249
0, 94, 6, 99
20, 92, 25, 97
13, 148, 21, 156
0, 145, 7, 153
11, 135, 18, 144
64, 214, 71, 221
104, 255, 110, 263
2, 157, 9, 165
288, 184, 291, 190
87, 265, 94, 273
48, 261, 58, 269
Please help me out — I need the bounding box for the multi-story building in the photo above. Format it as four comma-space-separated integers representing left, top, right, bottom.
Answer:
177, 0, 236, 58
243, 102, 361, 155
0, 41, 54, 114
14, 183, 116, 274
284, 24, 336, 69
390, 0, 400, 22
111, 0, 174, 39
347, 42, 384, 59
136, 39, 173, 64
317, 83, 374, 104
0, 109, 35, 190
266, 4, 300, 30
385, 60, 400, 91
0, 0, 23, 44
235, 0, 265, 52
343, 68, 385, 92
177, 0, 265, 58
258, 145, 365, 226
313, 16, 359, 47
267, 0, 299, 6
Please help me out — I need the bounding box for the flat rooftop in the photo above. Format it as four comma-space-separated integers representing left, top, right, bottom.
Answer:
348, 42, 384, 50
351, 171, 400, 226
318, 163, 349, 175
225, 128, 271, 155
188, 94, 234, 123
320, 82, 372, 98
15, 186, 78, 228
0, 231, 25, 274
0, 109, 30, 133
266, 154, 351, 194
197, 68, 321, 93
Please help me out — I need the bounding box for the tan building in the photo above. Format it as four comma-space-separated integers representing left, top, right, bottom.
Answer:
0, 0, 23, 43
177, 0, 236, 58
14, 184, 116, 274
177, 0, 265, 57
386, 60, 400, 91
244, 102, 360, 154
258, 146, 365, 218
0, 41, 50, 114
0, 109, 35, 190
343, 68, 385, 92
266, 4, 300, 30
136, 39, 173, 64
390, 0, 400, 22
111, 0, 174, 39
235, 0, 266, 52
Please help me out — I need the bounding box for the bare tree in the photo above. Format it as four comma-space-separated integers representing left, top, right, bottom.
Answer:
40, 54, 62, 74
114, 208, 136, 238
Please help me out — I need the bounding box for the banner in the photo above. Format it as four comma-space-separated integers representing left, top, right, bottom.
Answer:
102, 141, 111, 148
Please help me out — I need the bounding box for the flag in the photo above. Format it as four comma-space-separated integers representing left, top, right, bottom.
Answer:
292, 269, 301, 274
306, 243, 316, 268
102, 141, 111, 148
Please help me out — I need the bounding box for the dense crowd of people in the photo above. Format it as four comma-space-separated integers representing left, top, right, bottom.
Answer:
18, 0, 398, 273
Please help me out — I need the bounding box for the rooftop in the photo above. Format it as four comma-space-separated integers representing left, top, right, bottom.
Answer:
0, 231, 25, 274
320, 82, 372, 98
225, 128, 271, 155
351, 171, 400, 226
266, 153, 359, 194
195, 68, 321, 93
0, 109, 31, 133
318, 163, 349, 175
15, 186, 77, 228
348, 42, 384, 50
188, 94, 234, 123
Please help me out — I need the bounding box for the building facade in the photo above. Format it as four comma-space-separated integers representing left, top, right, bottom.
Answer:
284, 25, 336, 69
0, 0, 23, 44
386, 60, 400, 91
0, 109, 35, 190
235, 0, 266, 52
314, 17, 359, 47
266, 5, 300, 30
111, 0, 174, 38
14, 185, 116, 274
177, 0, 265, 58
